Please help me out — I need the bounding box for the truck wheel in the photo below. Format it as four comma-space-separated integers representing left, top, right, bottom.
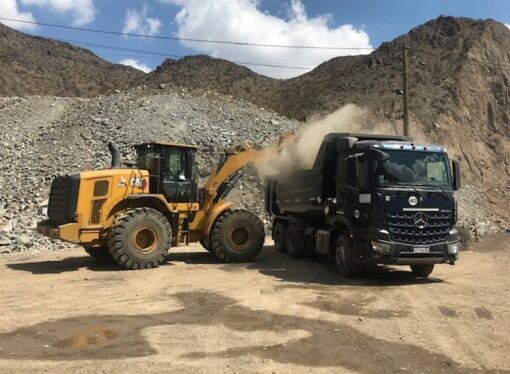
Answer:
84, 246, 112, 262
107, 208, 172, 270
285, 224, 305, 258
273, 222, 287, 253
210, 209, 265, 263
335, 235, 359, 277
410, 264, 434, 278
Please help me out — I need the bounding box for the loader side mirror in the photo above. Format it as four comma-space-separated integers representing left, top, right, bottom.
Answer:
347, 156, 358, 186
452, 160, 461, 191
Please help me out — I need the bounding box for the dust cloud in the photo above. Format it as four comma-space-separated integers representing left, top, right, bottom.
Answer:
259, 104, 374, 177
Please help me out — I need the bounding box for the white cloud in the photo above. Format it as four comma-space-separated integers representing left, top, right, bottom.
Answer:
20, 0, 95, 25
120, 58, 152, 73
123, 4, 162, 37
0, 0, 37, 31
160, 0, 372, 78
506, 23, 510, 30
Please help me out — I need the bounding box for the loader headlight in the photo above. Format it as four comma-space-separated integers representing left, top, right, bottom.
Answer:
447, 242, 460, 254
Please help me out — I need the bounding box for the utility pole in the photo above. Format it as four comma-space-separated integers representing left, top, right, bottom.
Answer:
402, 46, 410, 136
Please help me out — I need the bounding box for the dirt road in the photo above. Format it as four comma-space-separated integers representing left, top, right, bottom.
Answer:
0, 234, 509, 373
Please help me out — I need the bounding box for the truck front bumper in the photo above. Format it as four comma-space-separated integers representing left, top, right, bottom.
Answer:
357, 228, 460, 266
368, 240, 459, 265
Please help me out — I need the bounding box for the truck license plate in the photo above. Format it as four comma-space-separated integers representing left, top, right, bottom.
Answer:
413, 247, 430, 253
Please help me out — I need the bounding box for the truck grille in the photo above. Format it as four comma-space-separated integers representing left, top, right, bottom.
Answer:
386, 210, 451, 245
48, 174, 80, 225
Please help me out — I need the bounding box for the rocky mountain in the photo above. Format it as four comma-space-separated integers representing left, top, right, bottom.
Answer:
0, 23, 144, 97
143, 17, 510, 217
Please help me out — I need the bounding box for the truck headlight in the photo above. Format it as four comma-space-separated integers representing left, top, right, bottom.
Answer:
371, 240, 394, 254
447, 242, 459, 254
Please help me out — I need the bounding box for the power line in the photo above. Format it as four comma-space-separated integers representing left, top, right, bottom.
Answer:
0, 17, 374, 51
56, 38, 315, 70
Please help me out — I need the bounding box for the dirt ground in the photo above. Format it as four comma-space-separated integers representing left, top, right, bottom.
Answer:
0, 234, 508, 373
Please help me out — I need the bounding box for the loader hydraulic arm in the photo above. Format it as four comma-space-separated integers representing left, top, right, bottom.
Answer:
201, 133, 296, 210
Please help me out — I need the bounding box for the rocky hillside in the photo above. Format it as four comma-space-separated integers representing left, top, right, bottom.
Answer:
0, 23, 144, 97
0, 88, 300, 252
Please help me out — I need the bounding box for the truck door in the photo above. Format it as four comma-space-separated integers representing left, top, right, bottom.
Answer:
337, 153, 369, 218
161, 148, 193, 203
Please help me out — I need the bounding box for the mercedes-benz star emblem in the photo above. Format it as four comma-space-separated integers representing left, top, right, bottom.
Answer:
414, 212, 428, 229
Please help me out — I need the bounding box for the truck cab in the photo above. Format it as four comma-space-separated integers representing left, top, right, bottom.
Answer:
266, 133, 461, 278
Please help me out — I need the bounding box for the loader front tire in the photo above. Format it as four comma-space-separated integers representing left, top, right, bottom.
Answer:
108, 208, 171, 270
210, 209, 264, 263
84, 246, 112, 262
199, 236, 214, 253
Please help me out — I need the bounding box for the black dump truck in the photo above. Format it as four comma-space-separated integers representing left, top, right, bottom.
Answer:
266, 133, 461, 278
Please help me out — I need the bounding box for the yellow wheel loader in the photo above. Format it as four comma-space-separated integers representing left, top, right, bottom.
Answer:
37, 136, 294, 270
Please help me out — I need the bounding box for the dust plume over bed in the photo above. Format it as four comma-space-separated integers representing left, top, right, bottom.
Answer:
260, 104, 375, 177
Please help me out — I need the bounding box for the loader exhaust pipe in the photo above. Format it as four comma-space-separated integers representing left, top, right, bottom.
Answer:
108, 142, 120, 168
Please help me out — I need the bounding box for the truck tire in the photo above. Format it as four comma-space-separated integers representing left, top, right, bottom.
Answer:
335, 235, 359, 277
285, 224, 305, 258
273, 222, 287, 253
210, 209, 265, 263
84, 246, 112, 262
410, 264, 434, 278
107, 208, 172, 270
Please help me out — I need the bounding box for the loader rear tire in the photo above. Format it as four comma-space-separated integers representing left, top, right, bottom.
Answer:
210, 209, 264, 263
84, 246, 112, 262
107, 208, 171, 270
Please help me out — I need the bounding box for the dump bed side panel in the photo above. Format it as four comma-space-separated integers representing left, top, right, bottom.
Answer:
266, 170, 325, 223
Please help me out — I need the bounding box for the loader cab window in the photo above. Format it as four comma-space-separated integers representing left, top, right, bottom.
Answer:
161, 147, 197, 203
166, 148, 189, 181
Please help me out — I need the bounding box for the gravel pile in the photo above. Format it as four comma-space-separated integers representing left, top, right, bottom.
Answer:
0, 88, 300, 253
0, 87, 504, 253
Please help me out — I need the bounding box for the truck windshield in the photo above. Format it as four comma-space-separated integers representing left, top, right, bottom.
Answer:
374, 150, 452, 188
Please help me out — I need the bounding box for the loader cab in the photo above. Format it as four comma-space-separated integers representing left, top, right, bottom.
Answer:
135, 141, 199, 203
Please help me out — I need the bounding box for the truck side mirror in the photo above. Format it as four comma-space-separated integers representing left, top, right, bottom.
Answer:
347, 156, 358, 186
452, 160, 461, 191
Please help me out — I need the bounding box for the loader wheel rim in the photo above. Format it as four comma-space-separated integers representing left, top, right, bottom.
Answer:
227, 226, 251, 252
132, 225, 159, 255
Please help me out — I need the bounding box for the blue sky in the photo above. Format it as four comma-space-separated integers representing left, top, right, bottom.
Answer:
1, 0, 510, 78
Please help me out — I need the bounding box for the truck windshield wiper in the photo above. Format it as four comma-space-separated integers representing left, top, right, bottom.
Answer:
394, 182, 423, 198
430, 185, 448, 197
